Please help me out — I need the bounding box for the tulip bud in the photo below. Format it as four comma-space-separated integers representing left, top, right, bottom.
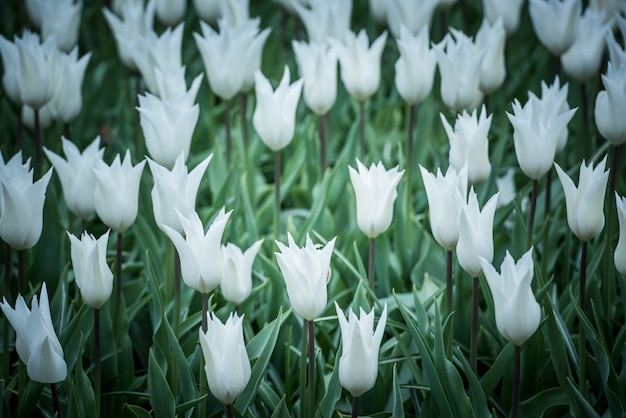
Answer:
155, 0, 186, 26
199, 312, 251, 405
495, 168, 517, 208
94, 150, 146, 234
482, 0, 525, 35
193, 0, 221, 23
441, 105, 492, 185
530, 76, 571, 153
349, 159, 404, 238
0, 151, 53, 251
615, 193, 626, 278
0, 283, 67, 383
252, 66, 303, 151
555, 157, 609, 242
68, 230, 114, 309
595, 63, 626, 146
221, 240, 263, 305
49, 48, 92, 124
394, 25, 437, 105
335, 29, 388, 102
162, 209, 232, 294
457, 188, 499, 278
475, 18, 506, 94
0, 35, 22, 105
15, 30, 57, 110
385, 0, 439, 37
148, 152, 212, 234
40, 0, 83, 52
480, 248, 541, 346
44, 136, 104, 221
529, 0, 580, 56
292, 0, 352, 42
419, 164, 468, 251
275, 233, 336, 321
292, 40, 338, 115
335, 302, 387, 397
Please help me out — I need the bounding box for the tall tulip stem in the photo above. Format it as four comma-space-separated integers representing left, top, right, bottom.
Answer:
511, 345, 521, 418
351, 395, 359, 418
95, 308, 101, 418
319, 113, 328, 175
541, 170, 553, 281
368, 238, 376, 291
173, 248, 181, 336
227, 404, 234, 418
17, 250, 24, 296
198, 293, 209, 418
471, 276, 479, 374
579, 240, 588, 394
446, 250, 454, 358
202, 293, 208, 333
359, 100, 366, 159
308, 319, 316, 418
581, 83, 590, 156
3, 244, 9, 380
51, 382, 60, 417
64, 123, 72, 142
405, 104, 416, 217
226, 99, 232, 165
603, 144, 622, 313
34, 108, 42, 179
299, 319, 308, 418
526, 179, 538, 248
239, 92, 248, 150
274, 151, 281, 240
114, 232, 123, 338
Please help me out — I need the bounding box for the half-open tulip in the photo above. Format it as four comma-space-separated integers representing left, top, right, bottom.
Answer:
394, 25, 437, 105
595, 63, 626, 146
529, 0, 580, 56
616, 193, 626, 277
221, 239, 264, 305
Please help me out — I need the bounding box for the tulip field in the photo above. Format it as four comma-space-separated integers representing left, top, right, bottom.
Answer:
2, 0, 626, 417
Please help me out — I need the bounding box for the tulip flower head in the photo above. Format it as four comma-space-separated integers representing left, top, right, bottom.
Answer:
155, 0, 186, 26
221, 239, 264, 305
252, 66, 303, 151
606, 26, 626, 69
561, 8, 611, 82
40, 0, 83, 52
68, 230, 114, 309
475, 18, 506, 94
47, 48, 92, 124
394, 25, 437, 105
148, 152, 212, 234
555, 157, 609, 241
441, 105, 492, 185
495, 168, 517, 208
15, 30, 57, 110
44, 136, 104, 220
335, 29, 388, 102
199, 312, 251, 405
480, 248, 541, 346
335, 302, 387, 397
385, 0, 439, 37
0, 152, 53, 251
0, 35, 22, 105
482, 0, 525, 35
419, 164, 468, 250
193, 0, 221, 23
162, 208, 232, 294
595, 62, 626, 146
219, 0, 251, 28
530, 76, 571, 153
506, 95, 576, 180
349, 159, 404, 238
275, 233, 336, 321
0, 283, 67, 383
292, 40, 338, 115
434, 30, 485, 113
529, 0, 581, 56
292, 0, 352, 42
615, 193, 626, 277
94, 150, 146, 234
457, 188, 499, 278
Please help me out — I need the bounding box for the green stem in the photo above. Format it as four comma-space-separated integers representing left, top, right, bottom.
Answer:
351, 395, 359, 418
445, 250, 454, 359
319, 113, 327, 176
199, 293, 209, 418
226, 99, 232, 165
114, 232, 123, 340
51, 382, 60, 417
368, 238, 375, 291
3, 244, 9, 380
17, 250, 24, 297
405, 104, 415, 217
359, 100, 366, 160
511, 345, 521, 418
227, 404, 234, 418
526, 179, 538, 248
173, 248, 181, 336
95, 308, 101, 418
34, 108, 41, 179
307, 319, 315, 418
274, 151, 281, 240
64, 123, 71, 142
603, 144, 622, 316
239, 92, 248, 151
299, 319, 308, 418
471, 276, 479, 374
541, 170, 552, 283
579, 240, 587, 394
202, 293, 208, 333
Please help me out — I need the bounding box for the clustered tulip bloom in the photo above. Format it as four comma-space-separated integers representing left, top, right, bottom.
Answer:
441, 105, 492, 185
94, 150, 146, 234
275, 233, 336, 321
529, 0, 580, 56
480, 248, 541, 346
616, 193, 626, 278
44, 136, 104, 221
0, 283, 67, 384
0, 152, 53, 251
348, 159, 404, 239
482, 0, 525, 35
555, 156, 610, 242
394, 25, 437, 105
595, 63, 626, 146
148, 152, 212, 234
220, 239, 264, 305
335, 302, 387, 397
419, 164, 468, 251
457, 189, 499, 278
292, 40, 338, 115
162, 208, 232, 294
252, 66, 303, 151
68, 230, 114, 309
199, 312, 251, 405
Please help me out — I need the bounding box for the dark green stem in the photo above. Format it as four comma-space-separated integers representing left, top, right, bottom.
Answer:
3, 244, 9, 380
114, 232, 123, 339
319, 113, 327, 175
34, 108, 41, 179
308, 319, 315, 418
471, 276, 479, 374
274, 151, 281, 240
351, 395, 359, 418
51, 382, 60, 417
17, 250, 24, 296
603, 144, 622, 316
199, 294, 208, 418
227, 404, 234, 418
173, 248, 181, 336
446, 250, 453, 316
299, 319, 308, 418
359, 100, 366, 159
95, 308, 101, 418
579, 240, 587, 394
511, 345, 521, 418
64, 123, 71, 141
541, 170, 552, 281
226, 99, 232, 165
581, 83, 590, 157
526, 179, 538, 248
239, 92, 248, 150
368, 238, 375, 291
405, 104, 415, 216
202, 293, 208, 333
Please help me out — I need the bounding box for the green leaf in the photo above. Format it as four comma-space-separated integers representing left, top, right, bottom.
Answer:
124, 404, 153, 418
269, 396, 292, 418
163, 313, 197, 405
479, 343, 514, 396
318, 339, 342, 418
147, 348, 175, 418
518, 387, 568, 417
391, 364, 405, 418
